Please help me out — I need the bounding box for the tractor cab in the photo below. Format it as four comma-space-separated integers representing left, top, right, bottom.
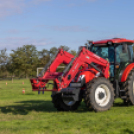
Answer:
89, 38, 134, 80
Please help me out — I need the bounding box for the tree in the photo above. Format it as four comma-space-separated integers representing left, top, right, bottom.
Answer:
70, 50, 77, 56
59, 45, 69, 51
0, 48, 7, 64
38, 49, 49, 67
6, 57, 15, 82
0, 48, 8, 77
49, 47, 58, 57
10, 45, 38, 78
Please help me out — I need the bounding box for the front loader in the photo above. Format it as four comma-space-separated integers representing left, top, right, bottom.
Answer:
30, 38, 134, 112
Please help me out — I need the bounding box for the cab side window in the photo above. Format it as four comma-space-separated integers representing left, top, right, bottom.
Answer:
128, 45, 133, 62
115, 45, 129, 63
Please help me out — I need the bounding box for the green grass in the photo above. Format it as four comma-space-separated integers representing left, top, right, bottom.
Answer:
0, 79, 134, 134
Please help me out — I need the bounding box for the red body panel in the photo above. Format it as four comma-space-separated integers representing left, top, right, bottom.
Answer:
77, 68, 98, 83
121, 63, 134, 82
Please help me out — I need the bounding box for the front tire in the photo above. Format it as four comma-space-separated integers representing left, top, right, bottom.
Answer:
52, 92, 82, 111
84, 77, 114, 112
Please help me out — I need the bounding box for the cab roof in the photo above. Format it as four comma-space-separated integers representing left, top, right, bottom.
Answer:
93, 38, 134, 45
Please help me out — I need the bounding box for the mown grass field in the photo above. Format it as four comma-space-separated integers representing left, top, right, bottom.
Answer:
0, 79, 134, 134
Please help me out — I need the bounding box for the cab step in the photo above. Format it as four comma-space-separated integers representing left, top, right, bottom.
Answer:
119, 90, 125, 93
121, 96, 127, 99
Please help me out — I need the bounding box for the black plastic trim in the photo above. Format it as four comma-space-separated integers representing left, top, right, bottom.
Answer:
61, 88, 81, 101
90, 63, 104, 76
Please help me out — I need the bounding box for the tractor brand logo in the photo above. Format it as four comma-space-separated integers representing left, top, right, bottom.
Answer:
86, 56, 90, 59
75, 63, 79, 69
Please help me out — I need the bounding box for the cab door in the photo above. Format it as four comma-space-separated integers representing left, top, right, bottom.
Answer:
115, 44, 133, 80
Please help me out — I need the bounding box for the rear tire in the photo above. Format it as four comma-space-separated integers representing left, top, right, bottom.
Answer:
122, 70, 134, 105
52, 92, 82, 111
84, 77, 114, 112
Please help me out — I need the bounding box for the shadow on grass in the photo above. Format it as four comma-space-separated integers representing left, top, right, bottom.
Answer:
123, 128, 134, 134
0, 100, 128, 115
0, 100, 56, 115
0, 100, 88, 115
113, 101, 132, 107
113, 102, 126, 107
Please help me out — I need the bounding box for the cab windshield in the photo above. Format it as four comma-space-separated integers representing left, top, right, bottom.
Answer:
90, 44, 133, 63
90, 45, 116, 63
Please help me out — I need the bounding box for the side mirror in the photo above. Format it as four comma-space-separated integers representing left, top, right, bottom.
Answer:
122, 43, 128, 53
85, 43, 88, 49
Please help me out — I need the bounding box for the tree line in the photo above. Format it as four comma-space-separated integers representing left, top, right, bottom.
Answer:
0, 45, 77, 79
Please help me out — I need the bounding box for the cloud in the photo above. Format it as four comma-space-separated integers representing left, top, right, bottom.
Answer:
0, 0, 51, 18
0, 0, 96, 18
50, 26, 90, 32
0, 37, 54, 50
86, 0, 97, 2
104, 33, 126, 39
30, 0, 51, 5
0, 0, 25, 18
35, 25, 93, 32
67, 0, 97, 8
5, 29, 20, 34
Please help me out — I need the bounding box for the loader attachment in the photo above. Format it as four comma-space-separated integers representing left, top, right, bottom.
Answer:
30, 48, 74, 91
30, 47, 110, 92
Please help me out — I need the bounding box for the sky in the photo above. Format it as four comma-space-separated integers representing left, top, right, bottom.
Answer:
0, 0, 134, 53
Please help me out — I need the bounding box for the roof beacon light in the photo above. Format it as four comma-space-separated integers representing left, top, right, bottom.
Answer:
107, 42, 112, 45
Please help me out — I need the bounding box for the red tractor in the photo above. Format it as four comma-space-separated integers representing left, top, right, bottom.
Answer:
30, 38, 134, 112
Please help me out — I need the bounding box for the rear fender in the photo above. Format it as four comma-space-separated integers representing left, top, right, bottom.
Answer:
120, 63, 134, 82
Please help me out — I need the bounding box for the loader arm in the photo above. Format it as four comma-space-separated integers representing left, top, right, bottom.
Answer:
30, 47, 109, 92
30, 48, 74, 90
56, 47, 110, 91
40, 48, 74, 78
